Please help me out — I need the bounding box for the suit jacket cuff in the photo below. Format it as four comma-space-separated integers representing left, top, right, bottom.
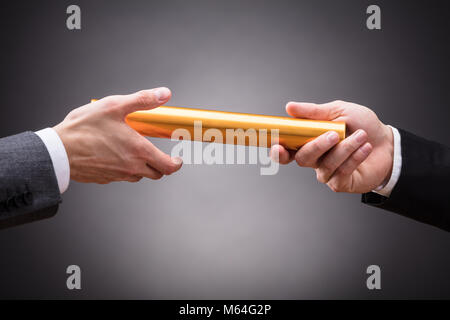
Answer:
372, 125, 402, 197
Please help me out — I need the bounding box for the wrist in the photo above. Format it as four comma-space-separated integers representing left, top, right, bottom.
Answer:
379, 124, 394, 188
53, 122, 74, 175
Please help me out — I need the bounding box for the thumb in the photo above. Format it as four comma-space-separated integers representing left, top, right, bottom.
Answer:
113, 87, 172, 117
286, 101, 342, 121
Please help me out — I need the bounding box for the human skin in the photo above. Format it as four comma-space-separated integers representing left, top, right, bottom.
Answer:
54, 87, 183, 184
270, 100, 394, 193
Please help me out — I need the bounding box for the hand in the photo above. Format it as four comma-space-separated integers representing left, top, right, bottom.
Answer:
54, 87, 183, 184
270, 100, 394, 193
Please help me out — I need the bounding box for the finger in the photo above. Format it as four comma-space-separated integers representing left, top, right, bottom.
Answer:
126, 175, 143, 183
331, 142, 372, 180
105, 87, 172, 117
143, 141, 183, 175
294, 131, 340, 168
270, 144, 293, 164
316, 129, 368, 183
286, 101, 343, 120
140, 164, 164, 180
326, 143, 372, 193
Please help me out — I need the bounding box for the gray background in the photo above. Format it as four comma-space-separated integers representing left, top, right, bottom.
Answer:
0, 0, 449, 299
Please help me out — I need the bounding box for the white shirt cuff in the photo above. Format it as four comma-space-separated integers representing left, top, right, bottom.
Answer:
372, 125, 402, 197
35, 128, 70, 194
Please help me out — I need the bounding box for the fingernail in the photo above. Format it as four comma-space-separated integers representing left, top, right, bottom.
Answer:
355, 130, 366, 143
327, 131, 339, 143
154, 87, 171, 102
172, 157, 183, 166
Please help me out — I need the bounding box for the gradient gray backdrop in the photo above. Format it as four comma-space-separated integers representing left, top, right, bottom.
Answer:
0, 0, 449, 299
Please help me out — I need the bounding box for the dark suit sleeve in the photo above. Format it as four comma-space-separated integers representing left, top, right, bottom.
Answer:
0, 131, 61, 229
362, 129, 450, 232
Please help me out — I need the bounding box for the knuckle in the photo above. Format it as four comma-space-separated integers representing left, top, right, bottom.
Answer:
126, 162, 141, 177
328, 181, 340, 193
309, 140, 322, 155
134, 144, 149, 159
320, 159, 334, 173
353, 149, 367, 162
295, 153, 306, 166
136, 90, 156, 106
152, 172, 163, 180
362, 107, 377, 119
315, 170, 328, 184
295, 152, 310, 167
65, 110, 78, 121
327, 177, 346, 193
128, 176, 142, 183
103, 95, 122, 107
101, 95, 126, 115
134, 142, 154, 161
343, 141, 357, 154
327, 176, 350, 193
161, 168, 171, 176
335, 166, 350, 176
328, 101, 347, 118
296, 142, 322, 167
